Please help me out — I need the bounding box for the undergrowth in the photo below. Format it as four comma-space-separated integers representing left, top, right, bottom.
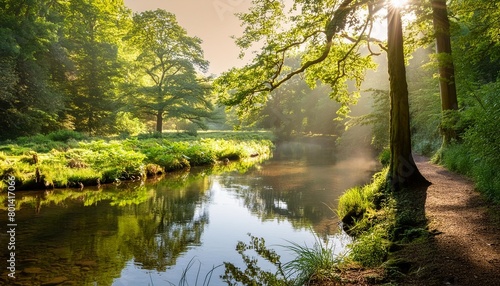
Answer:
222, 233, 344, 286
0, 131, 274, 190
337, 166, 430, 284
436, 82, 500, 202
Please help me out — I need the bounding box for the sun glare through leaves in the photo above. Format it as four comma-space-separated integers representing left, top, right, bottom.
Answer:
389, 0, 407, 9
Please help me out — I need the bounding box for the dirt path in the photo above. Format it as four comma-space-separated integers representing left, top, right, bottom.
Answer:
400, 156, 500, 285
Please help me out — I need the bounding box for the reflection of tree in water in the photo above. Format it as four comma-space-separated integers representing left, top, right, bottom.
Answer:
219, 173, 338, 235
129, 179, 210, 271
218, 142, 376, 236
0, 172, 212, 284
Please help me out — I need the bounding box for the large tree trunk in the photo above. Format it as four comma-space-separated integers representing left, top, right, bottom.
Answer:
387, 6, 429, 191
432, 0, 459, 145
156, 110, 163, 133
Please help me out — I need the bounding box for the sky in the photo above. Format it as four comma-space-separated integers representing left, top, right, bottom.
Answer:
123, 0, 253, 75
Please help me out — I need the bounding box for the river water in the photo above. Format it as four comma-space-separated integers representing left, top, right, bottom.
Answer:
0, 141, 378, 285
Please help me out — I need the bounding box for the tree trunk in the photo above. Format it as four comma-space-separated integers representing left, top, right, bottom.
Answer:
156, 110, 163, 133
432, 0, 459, 145
387, 6, 429, 191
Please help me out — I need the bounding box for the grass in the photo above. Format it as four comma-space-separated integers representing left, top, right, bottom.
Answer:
0, 130, 274, 190
283, 236, 344, 285
336, 167, 395, 270
167, 258, 222, 286
336, 168, 388, 228
334, 165, 431, 285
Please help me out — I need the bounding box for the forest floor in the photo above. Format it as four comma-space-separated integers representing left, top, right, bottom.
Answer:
394, 155, 500, 285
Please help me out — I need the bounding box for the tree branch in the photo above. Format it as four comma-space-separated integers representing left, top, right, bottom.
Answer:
260, 0, 374, 93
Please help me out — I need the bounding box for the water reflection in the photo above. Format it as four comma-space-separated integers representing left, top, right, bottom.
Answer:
0, 171, 211, 285
0, 143, 377, 285
218, 142, 378, 235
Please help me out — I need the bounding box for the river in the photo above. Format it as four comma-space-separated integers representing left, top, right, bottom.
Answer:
0, 141, 378, 285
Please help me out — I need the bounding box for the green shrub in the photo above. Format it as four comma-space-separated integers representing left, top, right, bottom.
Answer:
47, 130, 87, 142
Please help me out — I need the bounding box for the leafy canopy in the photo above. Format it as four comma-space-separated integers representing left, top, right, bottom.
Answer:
215, 0, 383, 119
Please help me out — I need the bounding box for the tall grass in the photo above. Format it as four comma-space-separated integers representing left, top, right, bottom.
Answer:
337, 168, 387, 221
283, 236, 344, 285
167, 258, 222, 286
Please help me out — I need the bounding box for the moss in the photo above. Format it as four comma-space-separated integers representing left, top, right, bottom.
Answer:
337, 166, 429, 275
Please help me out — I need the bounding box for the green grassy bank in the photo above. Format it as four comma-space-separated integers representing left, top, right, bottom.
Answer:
335, 165, 429, 284
0, 130, 274, 191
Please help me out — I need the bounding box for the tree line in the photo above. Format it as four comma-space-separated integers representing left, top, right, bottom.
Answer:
0, 0, 214, 138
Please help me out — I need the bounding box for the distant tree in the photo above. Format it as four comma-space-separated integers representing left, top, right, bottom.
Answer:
449, 0, 500, 91
258, 76, 342, 138
215, 0, 428, 190
126, 9, 212, 133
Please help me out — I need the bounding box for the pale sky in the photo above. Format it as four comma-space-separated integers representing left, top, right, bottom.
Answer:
123, 0, 253, 75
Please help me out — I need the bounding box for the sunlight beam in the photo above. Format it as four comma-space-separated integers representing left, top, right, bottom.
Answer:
389, 0, 408, 9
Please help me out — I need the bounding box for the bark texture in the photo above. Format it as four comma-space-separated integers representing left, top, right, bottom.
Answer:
432, 0, 459, 144
387, 6, 429, 190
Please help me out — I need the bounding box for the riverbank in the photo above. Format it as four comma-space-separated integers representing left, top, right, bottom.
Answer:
0, 130, 274, 191
336, 156, 500, 285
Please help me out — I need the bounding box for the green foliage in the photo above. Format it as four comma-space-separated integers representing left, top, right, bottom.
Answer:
222, 234, 290, 286
66, 0, 132, 134
406, 48, 442, 156
283, 237, 344, 285
378, 148, 391, 167
349, 226, 391, 267
337, 168, 388, 221
47, 130, 89, 142
255, 67, 344, 139
335, 168, 403, 269
115, 112, 146, 136
0, 0, 216, 138
0, 0, 65, 139
0, 132, 274, 190
440, 81, 500, 201
125, 9, 213, 133
214, 0, 378, 124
